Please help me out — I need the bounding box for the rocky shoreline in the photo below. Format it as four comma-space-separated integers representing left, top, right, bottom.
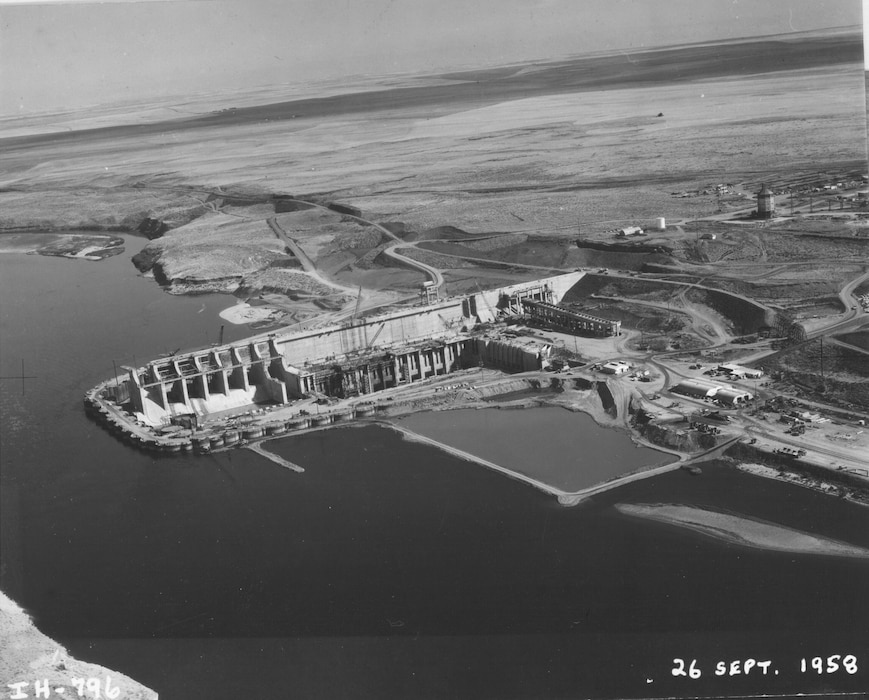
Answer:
0, 592, 158, 700
735, 462, 869, 508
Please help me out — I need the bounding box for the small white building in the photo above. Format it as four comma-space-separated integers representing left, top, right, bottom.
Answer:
601, 361, 631, 375
618, 226, 643, 237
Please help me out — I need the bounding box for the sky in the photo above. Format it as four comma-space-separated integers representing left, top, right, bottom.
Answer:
0, 0, 863, 116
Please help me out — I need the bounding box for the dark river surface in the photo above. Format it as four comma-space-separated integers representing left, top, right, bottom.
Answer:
1, 239, 868, 699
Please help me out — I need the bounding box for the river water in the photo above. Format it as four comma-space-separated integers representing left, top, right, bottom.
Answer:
398, 406, 666, 491
1, 240, 867, 699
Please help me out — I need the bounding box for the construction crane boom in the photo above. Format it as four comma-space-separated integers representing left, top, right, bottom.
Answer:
366, 322, 386, 349
352, 286, 363, 323
475, 280, 496, 322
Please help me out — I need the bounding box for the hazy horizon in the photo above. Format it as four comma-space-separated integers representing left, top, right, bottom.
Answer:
0, 0, 863, 118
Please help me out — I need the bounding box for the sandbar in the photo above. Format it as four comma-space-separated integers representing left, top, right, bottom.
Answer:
615, 502, 869, 559
219, 301, 281, 325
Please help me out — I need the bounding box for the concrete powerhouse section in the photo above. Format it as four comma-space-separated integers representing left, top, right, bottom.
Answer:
123, 272, 584, 427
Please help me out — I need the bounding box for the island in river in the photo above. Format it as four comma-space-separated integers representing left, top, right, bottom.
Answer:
616, 502, 869, 558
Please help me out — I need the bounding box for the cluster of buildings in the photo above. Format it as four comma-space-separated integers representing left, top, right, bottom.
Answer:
670, 364, 763, 406
712, 363, 765, 380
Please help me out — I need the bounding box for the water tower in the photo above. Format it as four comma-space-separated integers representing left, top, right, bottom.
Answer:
756, 184, 775, 219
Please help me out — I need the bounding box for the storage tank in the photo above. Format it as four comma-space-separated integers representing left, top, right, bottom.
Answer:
655, 217, 666, 231
756, 184, 775, 219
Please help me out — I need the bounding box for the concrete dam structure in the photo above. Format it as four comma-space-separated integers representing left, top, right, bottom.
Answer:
108, 272, 585, 430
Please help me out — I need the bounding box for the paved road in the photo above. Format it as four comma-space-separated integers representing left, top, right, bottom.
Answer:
381, 243, 445, 289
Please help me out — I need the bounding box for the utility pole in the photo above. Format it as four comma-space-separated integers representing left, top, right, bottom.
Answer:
819, 336, 824, 390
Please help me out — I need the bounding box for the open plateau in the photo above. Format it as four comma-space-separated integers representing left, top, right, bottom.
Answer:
2, 26, 868, 700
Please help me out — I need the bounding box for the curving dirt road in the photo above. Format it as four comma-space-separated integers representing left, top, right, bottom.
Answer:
266, 216, 358, 296
280, 199, 445, 291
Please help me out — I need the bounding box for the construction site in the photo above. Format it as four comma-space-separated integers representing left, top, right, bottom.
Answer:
86, 272, 597, 448
82, 179, 869, 502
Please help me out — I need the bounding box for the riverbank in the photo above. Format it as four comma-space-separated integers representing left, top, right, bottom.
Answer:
615, 502, 869, 558
0, 592, 158, 700
735, 462, 869, 508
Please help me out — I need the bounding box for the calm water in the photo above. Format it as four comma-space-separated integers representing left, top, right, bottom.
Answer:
398, 406, 666, 491
1, 242, 868, 699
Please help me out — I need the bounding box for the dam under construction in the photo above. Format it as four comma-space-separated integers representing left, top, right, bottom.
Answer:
85, 271, 592, 453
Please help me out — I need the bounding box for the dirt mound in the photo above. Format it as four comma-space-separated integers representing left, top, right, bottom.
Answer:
419, 235, 579, 269
418, 225, 477, 240
576, 240, 673, 255
768, 339, 869, 408
569, 247, 672, 270
685, 287, 774, 334
331, 227, 384, 251
131, 246, 160, 273
563, 275, 683, 302
238, 269, 336, 298
356, 243, 395, 269
398, 246, 480, 269
380, 222, 415, 239
273, 199, 314, 213
443, 233, 529, 252
638, 422, 710, 451
707, 277, 845, 303
137, 217, 168, 239
328, 202, 363, 217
